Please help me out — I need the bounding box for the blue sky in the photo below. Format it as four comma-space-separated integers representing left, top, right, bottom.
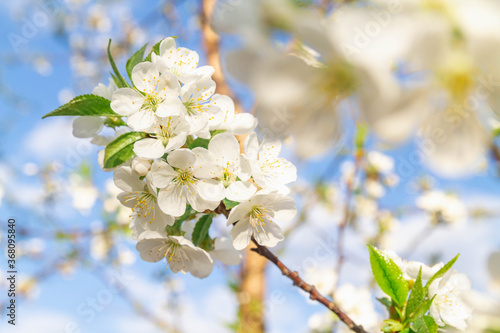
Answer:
0, 0, 499, 332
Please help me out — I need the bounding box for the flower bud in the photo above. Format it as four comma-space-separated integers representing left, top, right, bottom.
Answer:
131, 157, 152, 176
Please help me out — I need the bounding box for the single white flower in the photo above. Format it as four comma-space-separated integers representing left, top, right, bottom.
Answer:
110, 62, 185, 131
226, 190, 296, 249
179, 76, 220, 138
133, 116, 189, 159
113, 166, 174, 228
193, 132, 256, 202
210, 237, 242, 266
136, 231, 214, 278
429, 270, 472, 331
244, 132, 297, 194
150, 149, 220, 217
209, 94, 258, 135
152, 37, 215, 84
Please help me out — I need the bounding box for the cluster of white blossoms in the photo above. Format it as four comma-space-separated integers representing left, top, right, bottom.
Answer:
73, 37, 297, 278
384, 250, 472, 331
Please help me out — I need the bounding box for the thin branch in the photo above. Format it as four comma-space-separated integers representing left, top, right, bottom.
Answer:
219, 204, 368, 333
250, 239, 369, 333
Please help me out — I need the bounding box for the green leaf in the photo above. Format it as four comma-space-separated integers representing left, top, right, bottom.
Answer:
412, 315, 438, 333
367, 245, 409, 307
42, 94, 118, 119
223, 198, 240, 210
192, 214, 213, 246
382, 319, 404, 333
425, 254, 459, 290
144, 40, 162, 62
400, 329, 411, 333
406, 268, 425, 320
126, 43, 148, 80
107, 39, 129, 88
406, 296, 435, 324
188, 137, 210, 149
103, 131, 147, 169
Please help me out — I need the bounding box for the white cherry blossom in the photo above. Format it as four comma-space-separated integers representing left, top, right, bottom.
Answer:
429, 270, 472, 331
150, 149, 219, 217
226, 190, 296, 249
179, 76, 220, 138
209, 94, 257, 135
193, 132, 256, 202
136, 231, 214, 278
110, 62, 185, 131
113, 166, 174, 230
133, 116, 189, 159
244, 132, 297, 194
151, 37, 215, 84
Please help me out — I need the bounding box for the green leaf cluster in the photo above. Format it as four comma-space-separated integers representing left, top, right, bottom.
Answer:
368, 245, 459, 333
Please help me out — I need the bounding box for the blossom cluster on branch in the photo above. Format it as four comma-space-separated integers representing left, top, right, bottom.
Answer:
42, 30, 472, 333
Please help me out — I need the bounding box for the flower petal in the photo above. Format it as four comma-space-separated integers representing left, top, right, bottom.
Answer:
150, 160, 176, 188
167, 148, 196, 169
133, 138, 165, 159
209, 132, 240, 163
132, 62, 160, 94
230, 220, 253, 250
110, 88, 143, 116
158, 184, 186, 217
269, 196, 297, 222
136, 238, 168, 262
226, 181, 257, 202
197, 179, 225, 202
227, 202, 251, 226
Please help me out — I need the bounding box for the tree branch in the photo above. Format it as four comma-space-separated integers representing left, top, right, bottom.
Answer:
249, 238, 369, 333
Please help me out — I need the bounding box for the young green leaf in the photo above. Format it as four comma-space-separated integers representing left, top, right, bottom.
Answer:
406, 268, 425, 320
381, 319, 404, 333
412, 315, 438, 333
103, 132, 147, 169
223, 198, 240, 210
425, 254, 460, 290
107, 39, 129, 88
367, 245, 409, 307
42, 94, 118, 119
406, 296, 435, 324
188, 137, 210, 149
126, 43, 148, 80
192, 214, 213, 246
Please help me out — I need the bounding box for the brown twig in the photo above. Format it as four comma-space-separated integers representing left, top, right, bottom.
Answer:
220, 206, 368, 333
250, 239, 369, 333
